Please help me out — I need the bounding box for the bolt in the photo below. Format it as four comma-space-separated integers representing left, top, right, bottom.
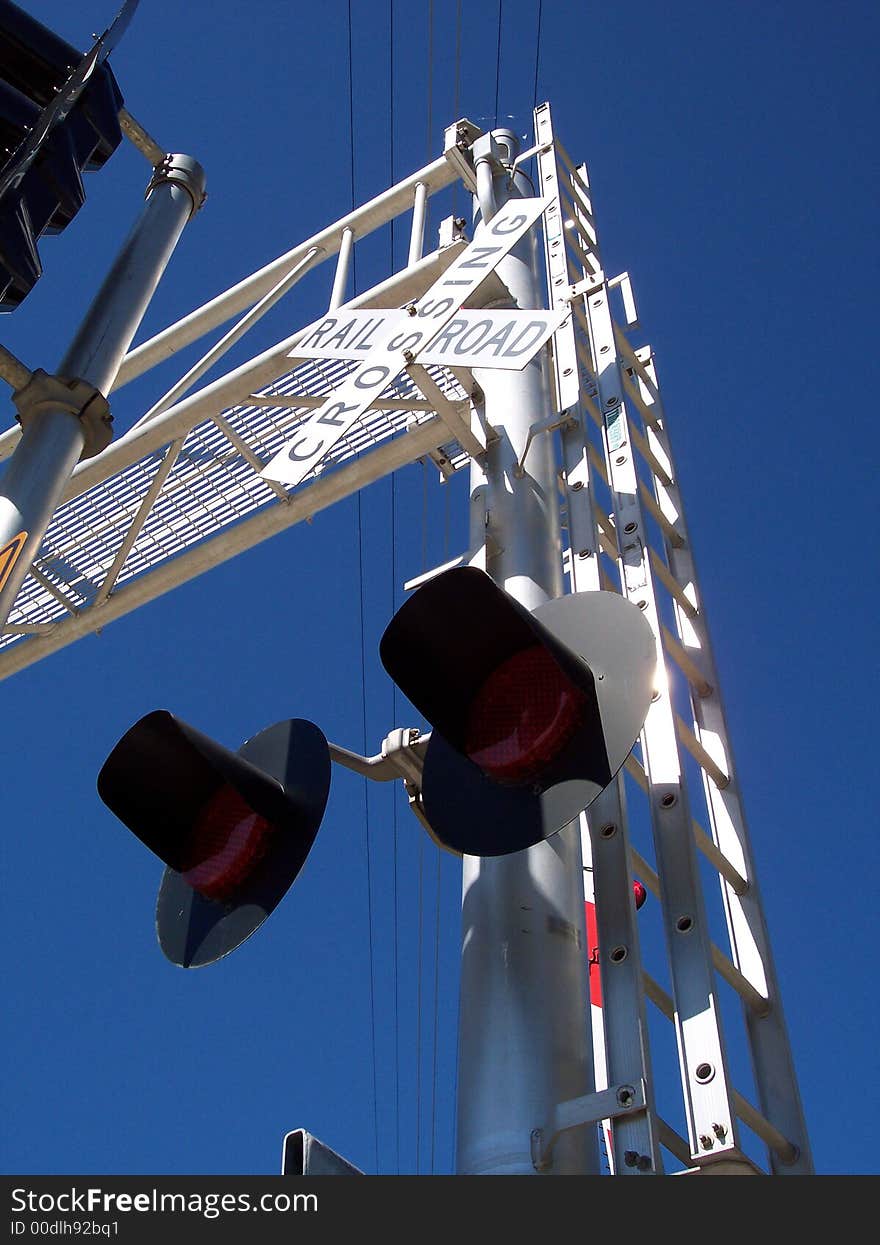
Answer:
571, 480, 584, 491
617, 1085, 635, 1107
406, 303, 417, 316
699, 1134, 715, 1150
403, 350, 415, 363
713, 1123, 728, 1141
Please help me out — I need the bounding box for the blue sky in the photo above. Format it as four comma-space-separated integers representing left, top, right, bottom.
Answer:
1, 0, 877, 1177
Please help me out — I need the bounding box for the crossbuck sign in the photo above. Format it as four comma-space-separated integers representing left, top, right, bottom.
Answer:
261, 197, 550, 488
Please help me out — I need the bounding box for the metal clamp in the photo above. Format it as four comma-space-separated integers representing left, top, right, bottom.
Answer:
12, 369, 112, 460
530, 1079, 648, 1171
146, 153, 207, 218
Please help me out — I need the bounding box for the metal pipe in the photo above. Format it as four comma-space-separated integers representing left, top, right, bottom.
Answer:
0, 155, 205, 630
408, 181, 428, 265
0, 345, 31, 392
114, 154, 458, 389
0, 413, 451, 680
456, 130, 597, 1176
329, 229, 354, 311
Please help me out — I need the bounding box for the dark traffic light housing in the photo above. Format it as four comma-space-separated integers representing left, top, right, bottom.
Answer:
380, 567, 656, 856
97, 711, 331, 968
0, 0, 125, 309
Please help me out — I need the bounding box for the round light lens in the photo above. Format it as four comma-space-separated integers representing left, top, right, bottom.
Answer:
181, 784, 274, 900
464, 645, 586, 785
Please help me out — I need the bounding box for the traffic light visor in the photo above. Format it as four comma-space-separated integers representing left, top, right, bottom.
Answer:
380, 567, 657, 856
97, 712, 331, 966
380, 566, 603, 791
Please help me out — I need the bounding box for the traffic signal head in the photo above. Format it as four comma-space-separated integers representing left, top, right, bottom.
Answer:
0, 0, 124, 309
380, 566, 656, 856
97, 712, 331, 968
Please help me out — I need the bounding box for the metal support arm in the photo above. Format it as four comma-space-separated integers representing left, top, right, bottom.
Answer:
530, 1080, 649, 1172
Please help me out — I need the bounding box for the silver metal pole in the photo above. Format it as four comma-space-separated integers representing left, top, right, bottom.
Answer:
456, 131, 598, 1176
0, 155, 206, 630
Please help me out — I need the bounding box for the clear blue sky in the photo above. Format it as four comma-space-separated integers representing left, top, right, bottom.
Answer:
1, 0, 877, 1177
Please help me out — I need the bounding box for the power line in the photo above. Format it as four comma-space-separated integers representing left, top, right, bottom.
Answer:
494, 0, 503, 127
532, 0, 544, 107
347, 0, 378, 1174
388, 0, 402, 1177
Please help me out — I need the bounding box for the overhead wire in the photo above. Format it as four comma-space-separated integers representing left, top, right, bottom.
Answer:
494, 0, 503, 128
347, 0, 380, 1176
452, 0, 463, 217
532, 0, 544, 108
389, 0, 402, 1178
414, 0, 437, 1177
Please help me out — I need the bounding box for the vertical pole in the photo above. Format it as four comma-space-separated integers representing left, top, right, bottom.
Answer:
0, 155, 206, 629
456, 130, 598, 1176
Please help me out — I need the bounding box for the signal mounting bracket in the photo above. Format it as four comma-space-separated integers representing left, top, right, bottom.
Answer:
328, 728, 453, 851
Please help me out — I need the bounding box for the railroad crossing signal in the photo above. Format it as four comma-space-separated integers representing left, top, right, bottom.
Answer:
97, 711, 331, 967
260, 195, 549, 487
379, 566, 657, 856
0, 0, 128, 310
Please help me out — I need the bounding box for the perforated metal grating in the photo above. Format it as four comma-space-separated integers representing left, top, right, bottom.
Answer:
1, 354, 470, 651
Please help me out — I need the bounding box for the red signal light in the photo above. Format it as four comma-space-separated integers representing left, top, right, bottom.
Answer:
181, 784, 275, 901
464, 645, 587, 785
633, 880, 647, 910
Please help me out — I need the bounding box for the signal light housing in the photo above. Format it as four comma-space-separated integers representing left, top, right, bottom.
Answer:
0, 0, 125, 310
97, 711, 331, 968
380, 566, 656, 857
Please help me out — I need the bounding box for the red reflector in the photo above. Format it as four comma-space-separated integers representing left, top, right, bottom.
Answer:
464, 645, 586, 785
181, 785, 275, 900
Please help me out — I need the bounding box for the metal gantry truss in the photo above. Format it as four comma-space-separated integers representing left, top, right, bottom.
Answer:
0, 104, 812, 1174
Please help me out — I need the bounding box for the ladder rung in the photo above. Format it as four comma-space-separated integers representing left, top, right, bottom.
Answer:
648, 549, 700, 620
657, 1118, 691, 1168
638, 483, 685, 548
711, 946, 769, 1017
614, 323, 660, 403
675, 715, 731, 789
643, 970, 673, 1019
630, 421, 672, 486
629, 846, 659, 896
564, 224, 600, 277
624, 754, 747, 893
661, 624, 713, 697
732, 1091, 798, 1165
620, 359, 661, 430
